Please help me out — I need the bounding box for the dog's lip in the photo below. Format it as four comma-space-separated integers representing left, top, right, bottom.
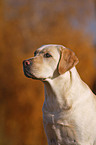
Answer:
24, 70, 32, 78
24, 69, 36, 79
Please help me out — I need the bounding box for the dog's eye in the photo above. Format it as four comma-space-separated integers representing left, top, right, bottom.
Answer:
34, 51, 38, 56
44, 53, 52, 58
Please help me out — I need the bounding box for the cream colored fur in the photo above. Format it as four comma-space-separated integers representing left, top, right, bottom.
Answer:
23, 44, 96, 145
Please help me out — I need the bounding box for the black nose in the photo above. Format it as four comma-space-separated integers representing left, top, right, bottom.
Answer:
23, 60, 31, 66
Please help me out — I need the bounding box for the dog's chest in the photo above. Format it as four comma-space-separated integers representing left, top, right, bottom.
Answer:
43, 111, 77, 145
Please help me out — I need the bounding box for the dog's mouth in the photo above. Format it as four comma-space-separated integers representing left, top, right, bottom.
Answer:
23, 68, 36, 79
24, 69, 46, 81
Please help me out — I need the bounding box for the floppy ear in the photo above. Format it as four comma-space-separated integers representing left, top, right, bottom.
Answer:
58, 47, 79, 74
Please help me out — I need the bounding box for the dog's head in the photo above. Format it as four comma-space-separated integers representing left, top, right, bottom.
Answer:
23, 44, 79, 80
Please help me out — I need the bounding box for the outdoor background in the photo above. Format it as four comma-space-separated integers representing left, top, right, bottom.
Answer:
0, 0, 96, 145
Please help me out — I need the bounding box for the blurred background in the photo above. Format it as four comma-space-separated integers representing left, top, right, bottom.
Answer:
0, 0, 96, 145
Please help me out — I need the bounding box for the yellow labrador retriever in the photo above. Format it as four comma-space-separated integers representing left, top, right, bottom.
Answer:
23, 44, 96, 145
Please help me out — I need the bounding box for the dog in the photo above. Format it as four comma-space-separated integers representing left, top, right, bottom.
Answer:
23, 44, 96, 145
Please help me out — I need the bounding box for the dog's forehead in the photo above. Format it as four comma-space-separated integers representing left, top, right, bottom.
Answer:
37, 44, 66, 52
38, 44, 58, 52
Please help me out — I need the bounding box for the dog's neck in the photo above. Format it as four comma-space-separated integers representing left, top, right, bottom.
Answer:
43, 67, 88, 113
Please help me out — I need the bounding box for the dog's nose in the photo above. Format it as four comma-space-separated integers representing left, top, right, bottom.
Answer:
23, 60, 31, 66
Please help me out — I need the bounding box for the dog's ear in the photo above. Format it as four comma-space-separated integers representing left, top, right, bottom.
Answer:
58, 47, 79, 74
